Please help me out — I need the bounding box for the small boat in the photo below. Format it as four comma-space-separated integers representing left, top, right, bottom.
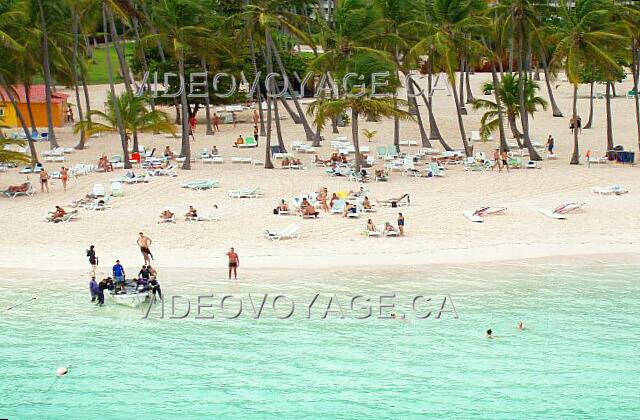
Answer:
106, 282, 153, 308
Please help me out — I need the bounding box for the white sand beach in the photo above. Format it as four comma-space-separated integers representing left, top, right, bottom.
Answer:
1, 74, 640, 276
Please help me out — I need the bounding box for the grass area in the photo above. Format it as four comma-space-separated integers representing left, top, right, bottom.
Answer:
84, 45, 133, 85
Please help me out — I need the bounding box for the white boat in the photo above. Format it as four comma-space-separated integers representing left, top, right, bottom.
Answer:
106, 287, 152, 308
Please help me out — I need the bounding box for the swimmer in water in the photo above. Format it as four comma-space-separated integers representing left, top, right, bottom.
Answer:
486, 329, 494, 339
517, 321, 524, 331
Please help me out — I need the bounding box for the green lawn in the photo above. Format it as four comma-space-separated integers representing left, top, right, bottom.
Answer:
84, 45, 132, 85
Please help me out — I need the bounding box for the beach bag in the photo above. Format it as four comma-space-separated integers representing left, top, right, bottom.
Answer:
273, 208, 279, 215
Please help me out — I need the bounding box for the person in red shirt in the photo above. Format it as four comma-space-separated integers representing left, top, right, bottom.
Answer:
189, 115, 197, 141
226, 247, 239, 280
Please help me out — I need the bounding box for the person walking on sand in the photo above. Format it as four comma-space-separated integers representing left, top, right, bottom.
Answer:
546, 135, 555, 155
137, 232, 153, 265
227, 247, 239, 280
253, 125, 259, 146
253, 109, 260, 126
60, 166, 69, 191
232, 112, 237, 127
213, 113, 221, 132
87, 245, 98, 277
501, 149, 510, 172
397, 213, 405, 236
39, 168, 50, 193
492, 148, 502, 172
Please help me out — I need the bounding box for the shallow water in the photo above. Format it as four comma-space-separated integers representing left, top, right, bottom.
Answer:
1, 264, 639, 419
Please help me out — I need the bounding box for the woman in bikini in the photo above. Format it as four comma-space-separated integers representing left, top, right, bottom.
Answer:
60, 167, 69, 191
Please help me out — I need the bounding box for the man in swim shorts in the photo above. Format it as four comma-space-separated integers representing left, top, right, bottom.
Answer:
226, 247, 239, 280
137, 232, 153, 265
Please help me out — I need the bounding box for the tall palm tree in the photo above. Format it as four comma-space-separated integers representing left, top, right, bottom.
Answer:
406, 0, 488, 156
473, 74, 547, 142
74, 90, 175, 141
494, 0, 544, 160
551, 0, 626, 164
35, 0, 60, 149
309, 93, 413, 172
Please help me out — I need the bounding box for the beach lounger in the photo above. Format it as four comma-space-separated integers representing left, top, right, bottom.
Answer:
430, 163, 444, 177
2, 182, 35, 198
378, 194, 410, 208
158, 207, 176, 224
399, 140, 418, 146
263, 224, 301, 241
203, 155, 224, 164
526, 160, 540, 169
538, 203, 585, 219
237, 137, 258, 148
366, 228, 382, 237
110, 182, 124, 197
470, 131, 482, 142
383, 228, 399, 237
591, 185, 628, 195
187, 205, 220, 222
329, 199, 345, 215
92, 184, 105, 197
45, 210, 78, 223
231, 157, 252, 164
44, 155, 65, 163
463, 206, 507, 223
228, 188, 261, 198
83, 194, 113, 211
181, 179, 219, 190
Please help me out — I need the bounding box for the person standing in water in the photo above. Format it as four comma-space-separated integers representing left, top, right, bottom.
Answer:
226, 247, 239, 280
87, 245, 98, 277
137, 232, 153, 265
517, 321, 524, 331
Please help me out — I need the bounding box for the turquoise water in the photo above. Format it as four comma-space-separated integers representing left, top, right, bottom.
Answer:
1, 264, 639, 419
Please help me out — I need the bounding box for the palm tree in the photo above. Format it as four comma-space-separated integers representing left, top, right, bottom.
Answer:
309, 93, 413, 172
473, 74, 547, 142
35, 0, 60, 149
494, 0, 545, 160
74, 90, 175, 141
406, 0, 488, 156
551, 0, 626, 164
0, 132, 31, 166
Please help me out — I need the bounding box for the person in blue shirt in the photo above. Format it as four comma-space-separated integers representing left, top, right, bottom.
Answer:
112, 260, 126, 290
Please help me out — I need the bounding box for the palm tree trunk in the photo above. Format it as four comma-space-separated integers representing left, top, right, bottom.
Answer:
72, 12, 87, 150
264, 39, 287, 153
266, 31, 317, 143
450, 76, 472, 156
410, 78, 451, 150
570, 84, 580, 164
458, 58, 467, 115
517, 41, 541, 160
611, 82, 617, 97
102, 2, 131, 169
539, 48, 563, 117
632, 39, 640, 152
393, 97, 400, 151
108, 11, 132, 93
0, 75, 38, 164
81, 69, 92, 122
465, 63, 474, 104
585, 70, 594, 129
508, 114, 523, 147
264, 96, 274, 169
352, 109, 362, 173
331, 117, 339, 134
178, 53, 191, 170
200, 57, 214, 135
278, 97, 301, 124
605, 81, 614, 151
490, 62, 509, 151
24, 85, 38, 135
133, 17, 152, 110
406, 77, 431, 148
37, 0, 58, 149
248, 33, 266, 136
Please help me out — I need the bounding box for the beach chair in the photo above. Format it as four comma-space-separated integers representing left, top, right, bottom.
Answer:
399, 139, 418, 146
383, 227, 399, 237
263, 224, 301, 241
538, 202, 585, 219
379, 194, 410, 208
45, 210, 78, 223
2, 182, 35, 198
228, 188, 261, 198
470, 131, 482, 142
187, 204, 220, 222
526, 160, 540, 169
154, 165, 178, 177
430, 163, 444, 177
463, 207, 507, 223
331, 199, 345, 214
84, 194, 113, 211
507, 157, 522, 169
238, 137, 258, 148
627, 89, 637, 99
92, 183, 105, 197
591, 185, 628, 195
231, 157, 252, 164
346, 203, 362, 218
110, 182, 124, 197
366, 227, 382, 237
44, 155, 65, 163
188, 179, 219, 190
158, 207, 176, 224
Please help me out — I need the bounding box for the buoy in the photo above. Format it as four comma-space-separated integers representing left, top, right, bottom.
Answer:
56, 367, 68, 377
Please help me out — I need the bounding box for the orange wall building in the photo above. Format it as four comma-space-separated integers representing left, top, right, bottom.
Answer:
0, 85, 69, 128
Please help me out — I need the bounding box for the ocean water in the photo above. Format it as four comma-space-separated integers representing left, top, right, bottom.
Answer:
0, 264, 639, 419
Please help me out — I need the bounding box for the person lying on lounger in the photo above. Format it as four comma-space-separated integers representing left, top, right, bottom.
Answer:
330, 153, 340, 163
185, 206, 198, 220
366, 219, 377, 233
98, 155, 113, 172
164, 146, 175, 160
384, 222, 398, 234
300, 198, 319, 218
343, 202, 357, 217
7, 182, 29, 193
375, 169, 387, 181
276, 200, 289, 213
363, 196, 373, 210
160, 209, 174, 221
48, 205, 67, 222
314, 155, 331, 165
380, 194, 410, 206
211, 146, 219, 156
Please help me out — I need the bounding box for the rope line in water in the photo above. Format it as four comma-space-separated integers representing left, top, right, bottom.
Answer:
1, 295, 37, 313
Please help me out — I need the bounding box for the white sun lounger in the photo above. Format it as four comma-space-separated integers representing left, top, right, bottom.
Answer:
158, 207, 176, 224
231, 157, 252, 164
263, 224, 301, 240
186, 205, 220, 222
463, 206, 507, 222
591, 185, 628, 195
538, 202, 584, 219
228, 188, 261, 198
